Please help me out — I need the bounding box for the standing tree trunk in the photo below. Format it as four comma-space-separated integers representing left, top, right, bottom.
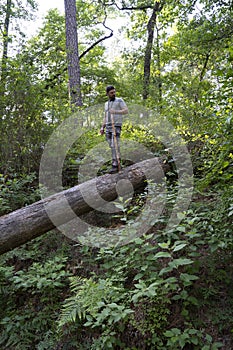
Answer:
64, 0, 82, 107
143, 1, 163, 100
155, 23, 162, 110
1, 0, 12, 83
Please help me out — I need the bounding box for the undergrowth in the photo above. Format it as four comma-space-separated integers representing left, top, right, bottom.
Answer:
0, 183, 232, 349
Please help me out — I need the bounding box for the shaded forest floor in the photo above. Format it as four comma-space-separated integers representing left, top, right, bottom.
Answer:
0, 185, 233, 349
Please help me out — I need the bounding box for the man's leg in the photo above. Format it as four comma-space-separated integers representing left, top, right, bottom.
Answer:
112, 126, 121, 168
106, 127, 121, 172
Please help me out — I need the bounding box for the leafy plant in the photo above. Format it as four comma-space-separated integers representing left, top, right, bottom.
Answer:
0, 172, 40, 215
11, 256, 69, 292
164, 327, 222, 349
0, 255, 70, 349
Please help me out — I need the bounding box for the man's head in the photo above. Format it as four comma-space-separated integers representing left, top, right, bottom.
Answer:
106, 85, 116, 101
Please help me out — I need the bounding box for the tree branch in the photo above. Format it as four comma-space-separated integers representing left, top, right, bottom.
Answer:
79, 18, 113, 59
199, 52, 210, 81
120, 5, 153, 10
43, 17, 113, 90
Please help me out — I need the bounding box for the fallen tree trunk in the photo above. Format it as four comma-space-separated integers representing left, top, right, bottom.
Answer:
0, 158, 164, 255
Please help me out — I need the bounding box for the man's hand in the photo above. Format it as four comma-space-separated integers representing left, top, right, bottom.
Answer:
100, 126, 105, 135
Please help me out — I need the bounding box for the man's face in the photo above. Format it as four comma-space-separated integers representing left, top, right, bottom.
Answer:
108, 89, 116, 101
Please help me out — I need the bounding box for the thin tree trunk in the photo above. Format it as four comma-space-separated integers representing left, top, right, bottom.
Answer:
64, 0, 82, 107
143, 1, 163, 101
155, 23, 162, 110
2, 0, 11, 60
1, 0, 11, 87
0, 158, 164, 255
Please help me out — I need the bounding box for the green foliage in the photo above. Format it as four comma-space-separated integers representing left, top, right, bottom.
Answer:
191, 187, 233, 251
0, 253, 70, 350
0, 178, 232, 348
197, 116, 233, 189
11, 256, 70, 292
57, 216, 224, 348
122, 121, 163, 154
0, 310, 56, 350
0, 172, 40, 215
58, 276, 127, 329
164, 327, 222, 349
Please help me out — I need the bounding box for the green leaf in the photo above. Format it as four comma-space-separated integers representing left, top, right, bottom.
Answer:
179, 338, 186, 348
169, 258, 193, 269
177, 226, 186, 233
154, 251, 172, 259
159, 266, 174, 275
158, 242, 171, 249
189, 328, 198, 334
134, 238, 144, 244
180, 273, 199, 286
205, 334, 212, 343
164, 277, 178, 284
187, 296, 199, 305
172, 243, 187, 252
212, 342, 224, 349
171, 328, 181, 336
134, 273, 144, 280
177, 212, 186, 220
191, 337, 199, 345
164, 330, 175, 337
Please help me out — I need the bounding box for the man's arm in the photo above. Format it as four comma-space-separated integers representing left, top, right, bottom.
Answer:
110, 107, 128, 115
109, 99, 128, 115
100, 112, 107, 135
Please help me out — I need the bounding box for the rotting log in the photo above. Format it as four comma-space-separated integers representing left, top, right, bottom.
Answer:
0, 158, 165, 255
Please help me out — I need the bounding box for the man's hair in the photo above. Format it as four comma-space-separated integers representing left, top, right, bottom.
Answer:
106, 85, 115, 94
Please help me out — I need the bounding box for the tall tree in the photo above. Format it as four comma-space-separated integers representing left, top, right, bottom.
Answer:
64, 0, 82, 107
1, 0, 12, 80
143, 1, 164, 100
0, 0, 37, 80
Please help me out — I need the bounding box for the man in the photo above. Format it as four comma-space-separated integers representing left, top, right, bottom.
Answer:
100, 85, 128, 173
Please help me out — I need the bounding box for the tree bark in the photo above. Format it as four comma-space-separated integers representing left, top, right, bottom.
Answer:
155, 23, 163, 110
64, 0, 82, 107
1, 0, 12, 85
143, 1, 163, 100
0, 158, 165, 255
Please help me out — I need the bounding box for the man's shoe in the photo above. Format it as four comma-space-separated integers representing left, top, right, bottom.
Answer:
109, 166, 118, 174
